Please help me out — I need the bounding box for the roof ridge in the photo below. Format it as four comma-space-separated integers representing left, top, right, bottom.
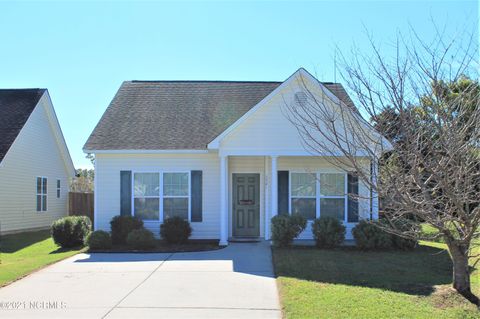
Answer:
0, 88, 46, 91
129, 80, 283, 84
128, 80, 343, 85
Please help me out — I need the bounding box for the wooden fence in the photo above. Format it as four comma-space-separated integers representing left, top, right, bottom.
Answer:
68, 192, 94, 224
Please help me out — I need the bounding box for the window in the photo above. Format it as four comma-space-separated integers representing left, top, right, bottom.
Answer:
56, 179, 61, 198
289, 172, 347, 222
134, 173, 160, 220
36, 177, 47, 212
320, 173, 346, 221
163, 172, 189, 220
291, 173, 316, 220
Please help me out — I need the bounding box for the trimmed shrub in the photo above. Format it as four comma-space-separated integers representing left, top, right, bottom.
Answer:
390, 220, 418, 250
160, 217, 192, 244
392, 234, 417, 250
312, 217, 346, 248
271, 213, 307, 247
126, 228, 156, 250
110, 215, 143, 245
352, 220, 392, 250
85, 230, 112, 250
51, 216, 92, 248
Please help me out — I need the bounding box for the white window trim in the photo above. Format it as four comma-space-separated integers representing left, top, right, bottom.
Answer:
288, 171, 348, 223
56, 179, 61, 198
36, 176, 48, 212
289, 172, 317, 220
131, 170, 191, 222
162, 171, 191, 222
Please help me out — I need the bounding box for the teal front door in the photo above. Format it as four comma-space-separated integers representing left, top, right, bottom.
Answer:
232, 173, 260, 238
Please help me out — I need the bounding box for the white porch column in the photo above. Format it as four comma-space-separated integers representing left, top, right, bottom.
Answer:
219, 155, 228, 245
266, 155, 278, 240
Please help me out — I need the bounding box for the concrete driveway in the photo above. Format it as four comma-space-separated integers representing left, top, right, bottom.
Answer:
0, 241, 281, 319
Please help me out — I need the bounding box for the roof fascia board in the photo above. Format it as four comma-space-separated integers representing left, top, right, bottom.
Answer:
299, 69, 393, 151
84, 149, 211, 154
41, 91, 76, 176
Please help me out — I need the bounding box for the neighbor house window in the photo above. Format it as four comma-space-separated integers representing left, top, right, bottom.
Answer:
319, 173, 346, 221
133, 173, 160, 220
290, 173, 316, 220
163, 172, 189, 220
36, 177, 47, 212
56, 179, 61, 198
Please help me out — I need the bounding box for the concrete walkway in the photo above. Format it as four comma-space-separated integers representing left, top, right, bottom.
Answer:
0, 242, 281, 319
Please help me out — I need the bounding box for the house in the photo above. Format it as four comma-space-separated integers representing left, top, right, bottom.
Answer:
0, 89, 75, 234
84, 68, 379, 245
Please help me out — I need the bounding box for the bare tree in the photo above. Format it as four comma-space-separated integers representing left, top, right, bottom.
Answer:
284, 29, 480, 306
70, 169, 94, 193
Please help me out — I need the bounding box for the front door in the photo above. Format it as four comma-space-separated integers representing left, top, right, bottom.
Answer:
232, 173, 260, 238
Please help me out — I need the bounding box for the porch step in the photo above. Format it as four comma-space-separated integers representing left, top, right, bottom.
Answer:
229, 237, 263, 243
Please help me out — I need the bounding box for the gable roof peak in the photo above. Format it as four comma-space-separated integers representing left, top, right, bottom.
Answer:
0, 89, 46, 162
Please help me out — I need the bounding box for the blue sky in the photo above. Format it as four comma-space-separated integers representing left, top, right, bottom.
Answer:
0, 1, 477, 169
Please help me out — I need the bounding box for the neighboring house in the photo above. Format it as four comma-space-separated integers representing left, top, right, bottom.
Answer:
0, 89, 75, 234
84, 68, 379, 245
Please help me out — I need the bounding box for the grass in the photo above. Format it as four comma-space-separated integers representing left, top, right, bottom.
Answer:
0, 230, 84, 287
273, 242, 480, 319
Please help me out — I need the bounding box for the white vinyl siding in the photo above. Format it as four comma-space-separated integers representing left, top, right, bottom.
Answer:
95, 153, 220, 239
0, 94, 72, 234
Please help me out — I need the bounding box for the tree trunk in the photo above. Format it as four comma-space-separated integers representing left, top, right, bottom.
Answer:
447, 241, 480, 307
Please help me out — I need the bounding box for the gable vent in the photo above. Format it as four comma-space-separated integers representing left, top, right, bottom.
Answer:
294, 91, 308, 107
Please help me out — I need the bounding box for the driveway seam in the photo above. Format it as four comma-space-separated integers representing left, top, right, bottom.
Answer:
101, 252, 175, 319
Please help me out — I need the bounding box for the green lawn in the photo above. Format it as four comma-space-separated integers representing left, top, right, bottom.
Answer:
273, 242, 480, 319
0, 230, 84, 287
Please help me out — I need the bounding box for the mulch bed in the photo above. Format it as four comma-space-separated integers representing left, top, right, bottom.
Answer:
88, 240, 222, 253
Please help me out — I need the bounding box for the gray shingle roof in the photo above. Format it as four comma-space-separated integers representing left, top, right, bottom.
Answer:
0, 89, 45, 162
84, 80, 354, 151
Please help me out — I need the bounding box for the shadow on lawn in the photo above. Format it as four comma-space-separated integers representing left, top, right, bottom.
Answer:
0, 230, 51, 253
272, 245, 462, 296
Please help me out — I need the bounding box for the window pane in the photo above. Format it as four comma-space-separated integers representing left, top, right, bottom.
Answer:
57, 179, 61, 188
163, 173, 189, 196
291, 198, 316, 220
134, 173, 159, 197
42, 178, 47, 194
320, 173, 345, 196
321, 198, 345, 221
163, 198, 188, 220
57, 189, 61, 198
36, 195, 42, 211
134, 198, 159, 220
42, 195, 47, 211
37, 177, 42, 194
291, 173, 316, 197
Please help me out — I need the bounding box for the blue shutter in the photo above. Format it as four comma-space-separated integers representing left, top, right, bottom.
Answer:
278, 171, 289, 215
120, 171, 132, 216
191, 170, 203, 222
347, 173, 359, 222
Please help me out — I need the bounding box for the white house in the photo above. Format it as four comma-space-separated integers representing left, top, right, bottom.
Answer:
0, 89, 75, 234
84, 68, 379, 245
